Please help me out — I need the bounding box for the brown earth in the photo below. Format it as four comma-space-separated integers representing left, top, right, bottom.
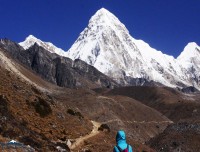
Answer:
105, 86, 200, 151
105, 86, 200, 122
0, 48, 165, 151
0, 63, 92, 151
1, 49, 200, 151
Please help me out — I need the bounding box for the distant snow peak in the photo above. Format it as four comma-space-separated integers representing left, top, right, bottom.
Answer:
19, 35, 39, 49
89, 7, 127, 31
98, 7, 109, 13
92, 7, 114, 19
177, 42, 200, 61
19, 35, 66, 56
26, 35, 37, 40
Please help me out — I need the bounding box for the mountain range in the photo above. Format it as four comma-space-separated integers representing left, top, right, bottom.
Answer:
1, 7, 200, 152
18, 8, 200, 90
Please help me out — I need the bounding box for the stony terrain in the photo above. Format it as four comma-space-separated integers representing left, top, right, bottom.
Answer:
148, 121, 200, 152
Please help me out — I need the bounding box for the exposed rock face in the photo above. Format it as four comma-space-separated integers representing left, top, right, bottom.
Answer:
0, 38, 25, 60
124, 76, 163, 87
181, 86, 199, 93
0, 39, 118, 89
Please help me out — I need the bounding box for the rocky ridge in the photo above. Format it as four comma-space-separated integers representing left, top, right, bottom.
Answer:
0, 38, 118, 89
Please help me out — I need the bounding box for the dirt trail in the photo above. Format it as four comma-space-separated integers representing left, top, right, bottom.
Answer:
69, 119, 172, 148
103, 119, 173, 124
68, 95, 173, 150
69, 121, 101, 150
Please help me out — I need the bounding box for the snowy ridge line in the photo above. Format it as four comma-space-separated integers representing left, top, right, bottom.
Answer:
19, 35, 67, 56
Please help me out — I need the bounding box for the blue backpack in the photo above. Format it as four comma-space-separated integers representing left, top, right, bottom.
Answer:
116, 144, 129, 152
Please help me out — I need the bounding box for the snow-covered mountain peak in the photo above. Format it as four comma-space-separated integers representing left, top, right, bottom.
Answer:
66, 8, 200, 89
95, 7, 111, 16
67, 8, 138, 74
25, 35, 38, 41
19, 35, 40, 49
88, 8, 128, 33
177, 42, 200, 61
19, 35, 66, 56
90, 7, 116, 23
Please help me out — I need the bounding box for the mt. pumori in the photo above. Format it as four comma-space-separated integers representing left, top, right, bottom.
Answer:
19, 8, 200, 89
66, 8, 200, 89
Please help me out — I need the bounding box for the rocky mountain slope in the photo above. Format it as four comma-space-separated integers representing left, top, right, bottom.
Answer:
148, 120, 200, 152
0, 38, 118, 89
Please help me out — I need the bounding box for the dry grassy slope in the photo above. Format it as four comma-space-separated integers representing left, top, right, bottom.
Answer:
106, 86, 200, 122
105, 86, 200, 151
73, 132, 156, 152
0, 49, 159, 151
0, 52, 93, 151
52, 86, 172, 145
0, 49, 171, 151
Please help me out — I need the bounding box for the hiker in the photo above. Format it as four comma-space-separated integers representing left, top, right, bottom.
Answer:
113, 130, 133, 152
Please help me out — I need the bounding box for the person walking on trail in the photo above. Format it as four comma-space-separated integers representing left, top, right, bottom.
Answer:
113, 130, 133, 152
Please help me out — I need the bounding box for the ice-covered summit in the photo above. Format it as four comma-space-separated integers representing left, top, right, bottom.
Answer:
88, 8, 128, 31
177, 42, 200, 62
67, 8, 139, 80
19, 35, 66, 56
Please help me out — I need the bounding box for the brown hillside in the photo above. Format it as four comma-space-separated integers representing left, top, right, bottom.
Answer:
148, 121, 200, 152
0, 48, 164, 151
0, 62, 92, 151
106, 86, 200, 122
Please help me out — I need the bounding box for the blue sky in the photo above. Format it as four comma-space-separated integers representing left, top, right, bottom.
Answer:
0, 0, 199, 58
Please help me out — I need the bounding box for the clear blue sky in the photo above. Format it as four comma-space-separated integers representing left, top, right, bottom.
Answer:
0, 0, 199, 58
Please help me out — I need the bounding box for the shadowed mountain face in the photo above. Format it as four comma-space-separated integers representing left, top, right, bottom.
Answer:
0, 38, 118, 89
